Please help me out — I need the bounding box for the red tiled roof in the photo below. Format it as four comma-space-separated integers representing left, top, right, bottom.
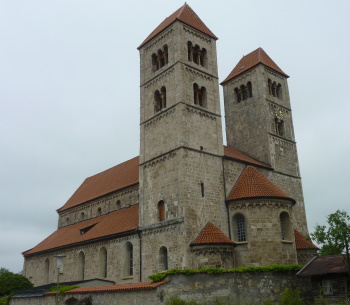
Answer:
23, 205, 139, 255
59, 157, 139, 211
294, 229, 319, 250
138, 4, 217, 49
221, 47, 289, 85
45, 281, 167, 295
224, 146, 270, 169
227, 166, 295, 203
191, 222, 235, 246
298, 255, 348, 277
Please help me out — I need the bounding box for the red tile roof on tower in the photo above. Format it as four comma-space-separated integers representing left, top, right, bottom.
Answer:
221, 47, 289, 85
23, 204, 139, 256
294, 229, 319, 250
227, 166, 295, 203
59, 156, 139, 212
45, 281, 167, 295
224, 146, 270, 169
138, 3, 218, 49
191, 222, 235, 246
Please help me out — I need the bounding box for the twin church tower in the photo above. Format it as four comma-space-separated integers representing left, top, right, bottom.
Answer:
23, 4, 317, 286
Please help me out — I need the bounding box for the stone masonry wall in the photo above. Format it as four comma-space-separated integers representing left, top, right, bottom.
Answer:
10, 272, 312, 305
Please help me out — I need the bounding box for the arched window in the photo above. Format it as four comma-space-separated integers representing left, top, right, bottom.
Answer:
99, 247, 107, 278
280, 212, 292, 240
44, 258, 50, 284
193, 84, 207, 108
158, 200, 165, 221
200, 48, 207, 67
235, 87, 241, 103
152, 53, 157, 71
97, 207, 101, 217
268, 79, 272, 95
161, 86, 166, 109
124, 242, 133, 276
158, 49, 165, 67
193, 45, 200, 64
247, 81, 253, 98
158, 246, 168, 271
78, 251, 85, 280
276, 83, 282, 99
187, 41, 192, 61
163, 45, 168, 65
116, 200, 121, 210
232, 214, 246, 242
66, 217, 69, 225
80, 212, 85, 221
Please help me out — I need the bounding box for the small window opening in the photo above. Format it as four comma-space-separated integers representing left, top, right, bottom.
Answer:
158, 200, 165, 221
200, 146, 203, 151
200, 182, 204, 197
80, 224, 96, 235
233, 214, 246, 242
275, 118, 284, 136
97, 207, 101, 217
124, 242, 133, 276
116, 200, 121, 210
159, 246, 168, 271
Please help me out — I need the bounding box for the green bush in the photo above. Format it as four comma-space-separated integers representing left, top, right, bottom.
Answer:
149, 265, 303, 282
0, 271, 33, 296
49, 285, 79, 294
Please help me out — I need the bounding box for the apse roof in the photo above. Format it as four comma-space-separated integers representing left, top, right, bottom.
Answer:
191, 222, 235, 246
294, 229, 319, 250
221, 47, 289, 85
138, 3, 217, 49
23, 204, 139, 256
227, 166, 295, 203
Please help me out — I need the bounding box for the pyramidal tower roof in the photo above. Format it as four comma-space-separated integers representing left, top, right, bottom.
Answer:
228, 166, 295, 203
221, 47, 289, 85
138, 3, 218, 49
191, 222, 235, 246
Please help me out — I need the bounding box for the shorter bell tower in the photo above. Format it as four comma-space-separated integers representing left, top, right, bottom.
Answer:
221, 48, 309, 235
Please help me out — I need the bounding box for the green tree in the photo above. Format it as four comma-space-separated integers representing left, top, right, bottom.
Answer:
311, 210, 350, 275
0, 270, 33, 297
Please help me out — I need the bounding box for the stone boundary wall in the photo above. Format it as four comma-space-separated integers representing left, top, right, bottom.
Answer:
10, 271, 311, 305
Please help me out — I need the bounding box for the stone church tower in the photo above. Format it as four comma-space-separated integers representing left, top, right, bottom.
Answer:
137, 4, 231, 277
21, 4, 317, 288
221, 49, 308, 236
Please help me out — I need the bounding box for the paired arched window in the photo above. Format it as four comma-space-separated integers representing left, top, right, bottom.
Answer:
280, 212, 292, 240
232, 213, 246, 242
78, 251, 85, 280
158, 246, 168, 271
99, 247, 107, 278
124, 242, 133, 276
234, 82, 253, 103
154, 86, 167, 113
158, 200, 165, 221
193, 84, 207, 108
44, 258, 50, 284
187, 42, 207, 68
268, 79, 282, 99
152, 45, 168, 71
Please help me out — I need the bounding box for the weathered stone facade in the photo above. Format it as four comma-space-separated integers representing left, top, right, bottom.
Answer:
22, 4, 317, 290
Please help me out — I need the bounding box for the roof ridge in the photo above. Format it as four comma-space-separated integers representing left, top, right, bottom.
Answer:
176, 3, 187, 18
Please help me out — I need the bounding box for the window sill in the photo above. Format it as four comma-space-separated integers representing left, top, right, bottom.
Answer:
122, 276, 134, 280
235, 241, 248, 245
282, 240, 293, 244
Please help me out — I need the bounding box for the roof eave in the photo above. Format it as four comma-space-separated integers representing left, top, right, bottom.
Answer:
227, 196, 296, 205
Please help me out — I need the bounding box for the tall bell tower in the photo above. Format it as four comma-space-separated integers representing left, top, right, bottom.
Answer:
221, 48, 308, 235
137, 4, 228, 278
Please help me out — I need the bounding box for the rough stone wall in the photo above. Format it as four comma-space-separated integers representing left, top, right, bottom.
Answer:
24, 234, 141, 287
58, 185, 139, 228
228, 198, 297, 266
139, 148, 228, 280
10, 272, 312, 305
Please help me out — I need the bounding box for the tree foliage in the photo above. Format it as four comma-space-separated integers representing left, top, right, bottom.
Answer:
311, 210, 350, 273
0, 270, 33, 297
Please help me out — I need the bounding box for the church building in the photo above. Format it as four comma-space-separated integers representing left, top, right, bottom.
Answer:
22, 4, 317, 287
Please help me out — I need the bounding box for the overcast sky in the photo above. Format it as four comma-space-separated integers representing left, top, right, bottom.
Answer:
1, 0, 349, 273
